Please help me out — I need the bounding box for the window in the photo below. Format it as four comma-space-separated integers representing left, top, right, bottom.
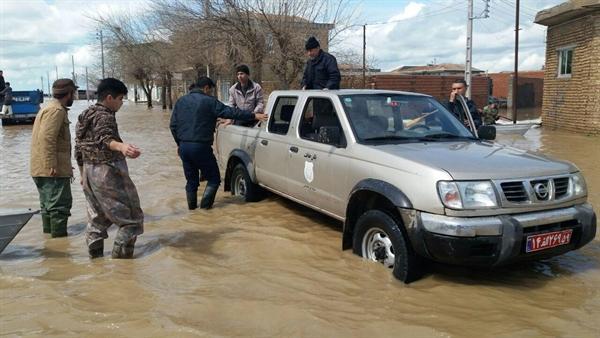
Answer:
558, 48, 573, 77
299, 98, 345, 146
268, 97, 297, 135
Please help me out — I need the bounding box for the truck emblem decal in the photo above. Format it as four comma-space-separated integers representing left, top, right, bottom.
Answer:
533, 182, 549, 199
304, 161, 314, 183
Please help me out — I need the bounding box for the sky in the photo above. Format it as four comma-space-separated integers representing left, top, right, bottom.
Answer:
0, 0, 565, 90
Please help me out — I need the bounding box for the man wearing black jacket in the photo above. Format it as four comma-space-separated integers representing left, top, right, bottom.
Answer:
444, 79, 482, 128
170, 76, 267, 210
301, 36, 341, 90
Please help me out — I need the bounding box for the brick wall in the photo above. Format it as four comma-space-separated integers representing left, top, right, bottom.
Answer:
542, 14, 600, 135
349, 75, 490, 109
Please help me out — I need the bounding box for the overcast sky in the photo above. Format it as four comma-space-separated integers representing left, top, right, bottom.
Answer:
1, 0, 564, 90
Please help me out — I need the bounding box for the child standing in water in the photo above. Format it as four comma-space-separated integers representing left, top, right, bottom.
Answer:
75, 78, 144, 259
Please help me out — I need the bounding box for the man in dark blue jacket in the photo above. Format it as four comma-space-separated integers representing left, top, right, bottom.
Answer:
170, 76, 268, 210
301, 36, 341, 90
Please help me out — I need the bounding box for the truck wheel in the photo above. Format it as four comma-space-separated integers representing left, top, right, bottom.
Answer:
230, 163, 263, 202
353, 210, 423, 283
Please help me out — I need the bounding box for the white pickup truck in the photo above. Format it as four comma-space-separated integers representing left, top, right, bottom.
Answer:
215, 89, 596, 283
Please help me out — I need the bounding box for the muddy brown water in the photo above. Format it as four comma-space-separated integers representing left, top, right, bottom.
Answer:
1, 100, 599, 337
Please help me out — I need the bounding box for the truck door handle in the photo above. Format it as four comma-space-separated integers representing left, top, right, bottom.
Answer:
261, 139, 268, 146
304, 153, 317, 160
289, 146, 299, 153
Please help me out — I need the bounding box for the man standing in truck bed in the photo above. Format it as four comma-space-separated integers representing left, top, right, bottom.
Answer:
301, 36, 341, 90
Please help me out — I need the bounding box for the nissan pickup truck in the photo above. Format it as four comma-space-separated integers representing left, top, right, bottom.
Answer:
215, 89, 596, 283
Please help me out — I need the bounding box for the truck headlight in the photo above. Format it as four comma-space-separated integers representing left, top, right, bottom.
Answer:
572, 173, 587, 197
437, 181, 498, 209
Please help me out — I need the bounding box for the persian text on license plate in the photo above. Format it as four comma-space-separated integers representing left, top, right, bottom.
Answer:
526, 229, 573, 253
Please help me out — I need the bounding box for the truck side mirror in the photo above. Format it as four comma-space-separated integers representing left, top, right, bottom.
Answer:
318, 126, 344, 147
478, 125, 496, 140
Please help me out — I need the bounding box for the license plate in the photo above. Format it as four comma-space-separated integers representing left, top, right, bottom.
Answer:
526, 229, 573, 253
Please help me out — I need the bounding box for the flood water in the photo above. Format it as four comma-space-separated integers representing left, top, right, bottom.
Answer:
1, 100, 599, 337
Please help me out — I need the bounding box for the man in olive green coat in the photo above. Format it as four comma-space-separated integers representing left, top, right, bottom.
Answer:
30, 79, 77, 237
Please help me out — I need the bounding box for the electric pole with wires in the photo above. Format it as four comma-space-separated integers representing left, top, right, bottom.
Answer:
465, 0, 490, 98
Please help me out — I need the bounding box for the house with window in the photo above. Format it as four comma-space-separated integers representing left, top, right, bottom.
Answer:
535, 0, 600, 135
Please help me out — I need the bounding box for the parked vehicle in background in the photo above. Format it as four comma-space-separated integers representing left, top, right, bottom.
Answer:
216, 89, 597, 283
0, 90, 43, 125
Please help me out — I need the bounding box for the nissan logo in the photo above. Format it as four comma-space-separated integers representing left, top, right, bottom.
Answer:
534, 183, 549, 199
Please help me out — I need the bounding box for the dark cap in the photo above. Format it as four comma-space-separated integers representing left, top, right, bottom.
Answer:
52, 78, 78, 95
196, 76, 215, 88
236, 64, 250, 75
305, 36, 320, 50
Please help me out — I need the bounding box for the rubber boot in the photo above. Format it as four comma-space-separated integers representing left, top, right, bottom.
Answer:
112, 238, 136, 259
88, 240, 104, 259
50, 215, 68, 238
41, 213, 51, 234
186, 191, 198, 210
200, 185, 219, 209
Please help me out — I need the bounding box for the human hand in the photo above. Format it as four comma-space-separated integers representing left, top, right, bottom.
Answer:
302, 86, 306, 90
220, 119, 233, 126
254, 113, 268, 121
449, 91, 456, 102
120, 143, 141, 158
49, 168, 57, 176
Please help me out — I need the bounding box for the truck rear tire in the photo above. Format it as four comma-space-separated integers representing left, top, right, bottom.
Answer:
230, 163, 263, 202
353, 210, 423, 283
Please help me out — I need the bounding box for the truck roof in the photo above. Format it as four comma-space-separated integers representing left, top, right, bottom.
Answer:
269, 89, 431, 97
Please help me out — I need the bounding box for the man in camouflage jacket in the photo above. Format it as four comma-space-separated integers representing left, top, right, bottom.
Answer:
75, 78, 143, 259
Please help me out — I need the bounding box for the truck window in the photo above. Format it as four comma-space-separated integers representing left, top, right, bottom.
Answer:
299, 98, 345, 146
268, 96, 297, 135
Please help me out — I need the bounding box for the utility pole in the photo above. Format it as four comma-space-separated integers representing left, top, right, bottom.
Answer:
465, 0, 473, 98
55, 65, 58, 80
465, 0, 490, 98
85, 67, 90, 102
47, 71, 50, 95
71, 55, 76, 83
41, 76, 44, 91
513, 0, 520, 124
99, 30, 105, 78
362, 24, 366, 88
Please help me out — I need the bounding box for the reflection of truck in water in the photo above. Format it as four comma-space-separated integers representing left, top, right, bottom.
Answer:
0, 90, 43, 125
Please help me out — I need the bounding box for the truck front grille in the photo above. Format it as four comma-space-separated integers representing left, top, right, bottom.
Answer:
554, 177, 570, 199
496, 175, 576, 206
500, 181, 528, 202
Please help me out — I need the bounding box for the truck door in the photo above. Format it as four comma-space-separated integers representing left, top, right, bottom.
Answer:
255, 96, 299, 195
286, 97, 349, 217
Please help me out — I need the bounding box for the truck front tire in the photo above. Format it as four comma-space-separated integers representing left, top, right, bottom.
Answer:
353, 210, 423, 283
230, 163, 263, 202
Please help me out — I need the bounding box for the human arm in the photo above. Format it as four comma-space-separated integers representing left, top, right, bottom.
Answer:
41, 108, 65, 176
325, 55, 341, 90
301, 63, 309, 89
253, 85, 265, 113
109, 140, 141, 159
169, 101, 180, 146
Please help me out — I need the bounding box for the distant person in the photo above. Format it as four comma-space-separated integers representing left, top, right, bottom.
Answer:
444, 79, 482, 128
0, 81, 13, 116
222, 64, 265, 127
482, 102, 499, 125
301, 36, 341, 90
170, 76, 268, 210
0, 70, 5, 103
30, 79, 77, 237
74, 78, 144, 259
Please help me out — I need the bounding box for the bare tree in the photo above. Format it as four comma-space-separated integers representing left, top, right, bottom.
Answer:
152, 0, 357, 89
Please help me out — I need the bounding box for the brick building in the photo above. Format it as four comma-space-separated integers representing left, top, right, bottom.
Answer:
535, 0, 600, 135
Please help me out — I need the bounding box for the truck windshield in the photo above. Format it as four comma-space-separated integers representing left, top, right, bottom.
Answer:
339, 94, 475, 144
